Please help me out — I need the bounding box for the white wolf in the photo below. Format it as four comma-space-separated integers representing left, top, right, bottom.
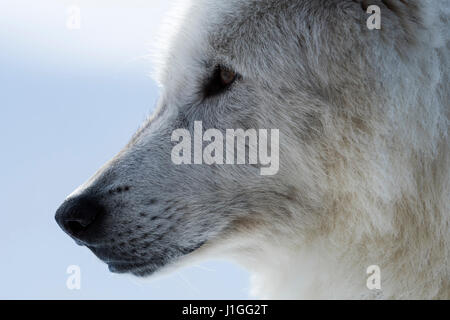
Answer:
56, 0, 449, 299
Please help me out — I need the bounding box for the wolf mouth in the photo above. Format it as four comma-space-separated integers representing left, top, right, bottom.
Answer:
98, 253, 165, 276
107, 261, 157, 275
88, 241, 206, 276
85, 245, 158, 274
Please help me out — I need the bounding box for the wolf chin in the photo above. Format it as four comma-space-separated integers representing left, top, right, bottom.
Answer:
55, 0, 449, 299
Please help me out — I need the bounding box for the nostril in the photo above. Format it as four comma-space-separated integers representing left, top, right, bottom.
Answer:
66, 220, 87, 235
55, 195, 105, 241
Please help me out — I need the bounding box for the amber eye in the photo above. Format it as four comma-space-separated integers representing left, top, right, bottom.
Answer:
203, 65, 238, 98
219, 67, 236, 86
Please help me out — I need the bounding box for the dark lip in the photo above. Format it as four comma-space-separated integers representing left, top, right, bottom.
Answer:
107, 261, 156, 276
85, 244, 161, 276
87, 241, 207, 276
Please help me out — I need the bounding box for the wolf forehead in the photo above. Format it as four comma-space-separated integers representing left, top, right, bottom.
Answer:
156, 0, 417, 92
156, 0, 333, 81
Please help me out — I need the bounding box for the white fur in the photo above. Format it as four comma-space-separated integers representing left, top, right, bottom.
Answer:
155, 0, 450, 299
60, 0, 449, 300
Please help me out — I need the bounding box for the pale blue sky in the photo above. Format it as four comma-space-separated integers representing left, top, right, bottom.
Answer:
0, 0, 250, 299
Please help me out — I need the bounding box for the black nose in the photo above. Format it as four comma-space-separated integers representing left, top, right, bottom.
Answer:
55, 195, 105, 243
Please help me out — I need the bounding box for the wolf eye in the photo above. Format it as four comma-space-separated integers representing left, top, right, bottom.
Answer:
203, 65, 238, 97
219, 67, 236, 85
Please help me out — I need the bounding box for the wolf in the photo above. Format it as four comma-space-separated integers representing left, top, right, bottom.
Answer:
55, 0, 449, 299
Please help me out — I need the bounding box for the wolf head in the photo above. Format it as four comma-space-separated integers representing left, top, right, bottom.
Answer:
55, 0, 448, 298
